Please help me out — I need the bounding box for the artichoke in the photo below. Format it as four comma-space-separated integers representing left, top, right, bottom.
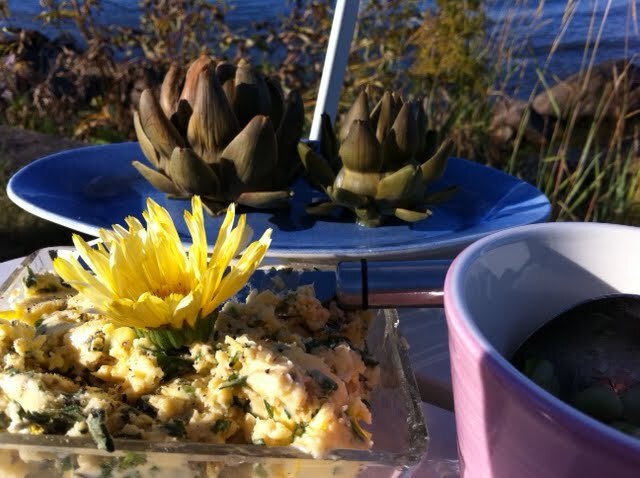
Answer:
132, 55, 304, 215
298, 89, 455, 227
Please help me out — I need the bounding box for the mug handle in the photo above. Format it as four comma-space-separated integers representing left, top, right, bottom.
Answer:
336, 260, 454, 411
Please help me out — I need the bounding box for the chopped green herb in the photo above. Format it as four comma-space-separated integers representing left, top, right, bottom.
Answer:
263, 400, 274, 419
134, 397, 157, 418
153, 350, 193, 380
99, 461, 114, 478
283, 408, 292, 419
88, 409, 115, 452
293, 422, 307, 438
36, 286, 59, 293
162, 419, 186, 438
118, 452, 146, 470
305, 336, 354, 352
211, 419, 231, 434
23, 267, 37, 288
219, 374, 247, 389
229, 352, 240, 368
0, 412, 9, 431
232, 396, 251, 412
59, 456, 73, 471
254, 464, 268, 478
20, 403, 84, 434
308, 370, 338, 397
227, 307, 239, 318
350, 418, 367, 442
181, 384, 196, 394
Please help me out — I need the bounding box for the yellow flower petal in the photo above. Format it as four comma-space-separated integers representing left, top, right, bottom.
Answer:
47, 196, 271, 331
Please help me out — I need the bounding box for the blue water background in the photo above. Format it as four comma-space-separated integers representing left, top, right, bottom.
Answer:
3, 0, 639, 97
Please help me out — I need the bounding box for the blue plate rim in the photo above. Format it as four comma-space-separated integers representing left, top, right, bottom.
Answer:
7, 142, 552, 260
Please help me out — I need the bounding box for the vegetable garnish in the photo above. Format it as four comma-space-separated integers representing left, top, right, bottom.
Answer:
51, 196, 271, 334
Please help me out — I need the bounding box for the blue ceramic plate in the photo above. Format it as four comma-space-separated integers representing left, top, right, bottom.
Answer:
7, 142, 550, 261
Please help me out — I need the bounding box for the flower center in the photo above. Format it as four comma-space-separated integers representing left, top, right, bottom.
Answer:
153, 283, 189, 299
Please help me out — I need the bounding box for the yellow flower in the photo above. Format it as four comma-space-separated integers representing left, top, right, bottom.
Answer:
52, 196, 272, 330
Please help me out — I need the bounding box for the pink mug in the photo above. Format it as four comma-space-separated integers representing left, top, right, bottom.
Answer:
444, 222, 640, 478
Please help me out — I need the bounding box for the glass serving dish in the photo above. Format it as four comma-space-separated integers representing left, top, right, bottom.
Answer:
0, 248, 427, 478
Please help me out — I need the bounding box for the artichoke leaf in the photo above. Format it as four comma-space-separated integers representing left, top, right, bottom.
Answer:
138, 89, 186, 161
374, 91, 396, 145
376, 164, 421, 201
265, 75, 285, 130
420, 137, 453, 184
390, 102, 418, 158
305, 200, 341, 216
160, 63, 184, 119
216, 62, 237, 85
298, 142, 336, 188
201, 198, 229, 216
319, 113, 340, 173
421, 129, 438, 160
132, 160, 182, 195
237, 190, 293, 209
167, 147, 221, 195
381, 102, 418, 170
339, 120, 382, 173
276, 89, 304, 182
187, 64, 240, 163
180, 55, 214, 108
332, 187, 369, 208
394, 207, 432, 222
170, 99, 192, 138
354, 206, 382, 228
339, 89, 371, 142
219, 115, 277, 188
233, 63, 272, 127
133, 110, 161, 169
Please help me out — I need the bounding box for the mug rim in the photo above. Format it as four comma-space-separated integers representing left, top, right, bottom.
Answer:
444, 221, 640, 456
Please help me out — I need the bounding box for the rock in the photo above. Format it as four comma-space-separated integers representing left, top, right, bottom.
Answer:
489, 96, 546, 145
0, 125, 87, 262
0, 125, 85, 171
533, 59, 640, 120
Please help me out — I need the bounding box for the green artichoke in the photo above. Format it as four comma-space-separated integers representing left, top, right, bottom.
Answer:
132, 55, 304, 215
298, 89, 455, 227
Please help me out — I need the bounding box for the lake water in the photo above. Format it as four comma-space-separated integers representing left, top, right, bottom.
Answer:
3, 0, 639, 96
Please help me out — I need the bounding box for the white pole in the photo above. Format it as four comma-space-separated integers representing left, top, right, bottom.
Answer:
308, 0, 360, 141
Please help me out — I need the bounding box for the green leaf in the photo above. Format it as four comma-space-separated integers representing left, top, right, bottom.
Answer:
211, 419, 231, 434
264, 400, 274, 419
219, 374, 248, 390
350, 418, 367, 442
153, 351, 193, 380
23, 267, 37, 288
118, 453, 146, 470
136, 313, 217, 352
162, 419, 186, 438
87, 409, 115, 452
308, 370, 338, 397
